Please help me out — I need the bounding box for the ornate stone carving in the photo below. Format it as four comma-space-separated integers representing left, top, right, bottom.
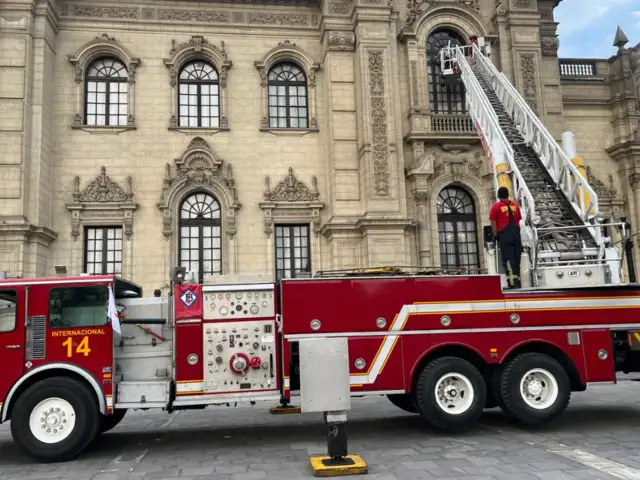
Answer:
260, 168, 324, 237
248, 13, 309, 25
468, 151, 484, 177
327, 31, 356, 51
404, 0, 480, 27
158, 137, 241, 237
73, 166, 133, 203
67, 5, 139, 18
159, 10, 231, 22
368, 50, 390, 196
495, 1, 507, 15
586, 167, 617, 198
264, 167, 319, 202
66, 167, 139, 240
410, 61, 419, 108
68, 33, 141, 84
541, 36, 560, 56
61, 3, 318, 27
629, 172, 640, 190
520, 53, 538, 114
166, 36, 231, 87
329, 2, 350, 13
413, 190, 430, 205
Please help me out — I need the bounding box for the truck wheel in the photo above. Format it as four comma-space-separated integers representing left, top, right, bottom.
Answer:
99, 409, 127, 434
10, 377, 100, 463
499, 352, 571, 426
415, 357, 486, 432
490, 367, 510, 414
387, 393, 417, 413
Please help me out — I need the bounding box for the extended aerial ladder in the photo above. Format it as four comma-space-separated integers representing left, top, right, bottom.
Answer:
440, 41, 623, 288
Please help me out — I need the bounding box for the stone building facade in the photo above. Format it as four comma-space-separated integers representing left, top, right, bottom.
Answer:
0, 0, 639, 293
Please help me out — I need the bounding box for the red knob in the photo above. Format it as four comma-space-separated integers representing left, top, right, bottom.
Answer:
250, 356, 262, 369
229, 353, 249, 374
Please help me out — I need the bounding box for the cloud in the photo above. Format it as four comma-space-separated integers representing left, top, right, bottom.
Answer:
555, 0, 640, 58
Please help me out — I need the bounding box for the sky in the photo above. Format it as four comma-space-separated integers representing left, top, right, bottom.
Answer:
555, 0, 640, 58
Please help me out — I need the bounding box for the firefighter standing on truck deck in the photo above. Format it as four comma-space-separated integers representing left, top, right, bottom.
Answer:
489, 187, 523, 289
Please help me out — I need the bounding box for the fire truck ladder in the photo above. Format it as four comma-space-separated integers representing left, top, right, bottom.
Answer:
439, 43, 612, 283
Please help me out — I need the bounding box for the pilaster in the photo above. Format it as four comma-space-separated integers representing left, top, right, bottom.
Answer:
0, 0, 59, 277
493, 0, 546, 122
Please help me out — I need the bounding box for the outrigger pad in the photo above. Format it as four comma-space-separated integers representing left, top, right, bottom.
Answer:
269, 405, 301, 415
310, 455, 368, 477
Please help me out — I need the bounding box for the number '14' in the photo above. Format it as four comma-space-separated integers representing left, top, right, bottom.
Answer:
63, 336, 91, 357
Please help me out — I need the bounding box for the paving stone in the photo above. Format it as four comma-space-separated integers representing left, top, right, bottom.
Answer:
2, 384, 640, 479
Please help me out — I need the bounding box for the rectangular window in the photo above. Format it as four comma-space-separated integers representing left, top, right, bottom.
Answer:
275, 224, 311, 282
84, 227, 123, 275
0, 290, 17, 333
49, 286, 109, 329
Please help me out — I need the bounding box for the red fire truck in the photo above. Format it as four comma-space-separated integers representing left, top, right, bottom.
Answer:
0, 39, 635, 475
1, 267, 640, 466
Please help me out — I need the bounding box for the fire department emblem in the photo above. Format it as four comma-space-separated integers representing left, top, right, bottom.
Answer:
180, 289, 197, 308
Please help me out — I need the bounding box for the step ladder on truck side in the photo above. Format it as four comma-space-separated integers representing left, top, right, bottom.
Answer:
439, 41, 624, 289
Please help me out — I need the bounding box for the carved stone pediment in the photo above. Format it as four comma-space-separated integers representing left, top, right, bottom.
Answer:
158, 137, 240, 237
259, 167, 324, 237
72, 166, 133, 203
264, 167, 319, 202
65, 166, 139, 240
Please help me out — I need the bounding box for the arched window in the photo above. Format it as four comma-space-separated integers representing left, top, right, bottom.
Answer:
267, 62, 308, 128
85, 57, 128, 126
178, 60, 220, 128
437, 186, 479, 271
426, 29, 467, 114
178, 192, 222, 283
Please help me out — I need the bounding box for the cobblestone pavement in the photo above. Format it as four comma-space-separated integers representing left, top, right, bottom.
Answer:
2, 380, 640, 480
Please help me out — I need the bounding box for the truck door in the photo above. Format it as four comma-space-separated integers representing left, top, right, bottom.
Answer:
0, 287, 25, 409
25, 281, 115, 410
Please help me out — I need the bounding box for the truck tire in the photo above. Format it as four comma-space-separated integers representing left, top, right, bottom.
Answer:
414, 357, 486, 432
499, 352, 571, 426
10, 377, 101, 463
490, 367, 510, 414
387, 393, 417, 413
99, 409, 127, 434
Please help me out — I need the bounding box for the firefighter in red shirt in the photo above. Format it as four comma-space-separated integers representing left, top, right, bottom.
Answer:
489, 187, 523, 289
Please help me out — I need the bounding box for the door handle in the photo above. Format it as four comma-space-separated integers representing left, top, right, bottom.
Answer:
5, 345, 21, 349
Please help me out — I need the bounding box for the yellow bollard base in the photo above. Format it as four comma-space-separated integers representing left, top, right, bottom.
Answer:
309, 455, 368, 477
269, 405, 301, 415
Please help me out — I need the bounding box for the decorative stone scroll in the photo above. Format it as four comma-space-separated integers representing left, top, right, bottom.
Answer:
65, 166, 139, 240
67, 33, 141, 130
259, 167, 324, 237
157, 137, 240, 238
163, 36, 233, 130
